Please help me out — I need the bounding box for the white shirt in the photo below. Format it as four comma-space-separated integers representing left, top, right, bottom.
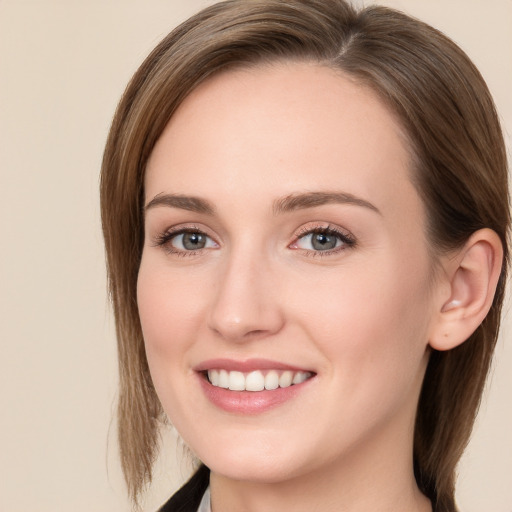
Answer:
197, 487, 211, 512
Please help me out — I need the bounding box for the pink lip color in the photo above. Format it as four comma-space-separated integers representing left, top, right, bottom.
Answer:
198, 376, 311, 414
194, 358, 309, 373
194, 359, 315, 414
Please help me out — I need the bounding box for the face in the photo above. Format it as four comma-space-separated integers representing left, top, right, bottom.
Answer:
138, 62, 441, 484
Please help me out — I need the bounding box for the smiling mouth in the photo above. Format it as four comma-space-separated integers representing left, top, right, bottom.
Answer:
206, 369, 314, 392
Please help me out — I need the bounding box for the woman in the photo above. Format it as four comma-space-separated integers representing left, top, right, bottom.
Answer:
100, 1, 509, 511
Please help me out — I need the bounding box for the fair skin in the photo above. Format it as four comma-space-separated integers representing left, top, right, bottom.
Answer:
137, 62, 501, 511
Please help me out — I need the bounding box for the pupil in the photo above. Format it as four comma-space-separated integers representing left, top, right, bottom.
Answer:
312, 232, 337, 251
183, 232, 205, 250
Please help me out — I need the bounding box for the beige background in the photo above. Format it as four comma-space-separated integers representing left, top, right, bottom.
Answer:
1, 1, 510, 511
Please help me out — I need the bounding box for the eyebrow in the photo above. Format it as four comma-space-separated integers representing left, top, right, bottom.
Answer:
145, 193, 215, 215
272, 191, 381, 215
144, 190, 380, 216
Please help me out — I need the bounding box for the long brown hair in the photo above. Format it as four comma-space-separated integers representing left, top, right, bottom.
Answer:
100, 1, 509, 509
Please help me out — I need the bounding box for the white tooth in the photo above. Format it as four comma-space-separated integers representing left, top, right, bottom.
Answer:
292, 371, 309, 385
245, 371, 265, 391
228, 371, 245, 390
279, 370, 293, 388
264, 370, 279, 390
218, 369, 229, 388
208, 369, 219, 386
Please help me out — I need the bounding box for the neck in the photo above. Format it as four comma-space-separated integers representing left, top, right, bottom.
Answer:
211, 467, 430, 512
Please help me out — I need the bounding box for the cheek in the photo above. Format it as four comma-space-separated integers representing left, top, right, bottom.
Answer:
136, 259, 215, 432
137, 260, 209, 372
290, 253, 433, 379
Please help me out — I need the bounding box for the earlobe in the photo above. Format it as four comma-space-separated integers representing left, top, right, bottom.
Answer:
429, 228, 503, 351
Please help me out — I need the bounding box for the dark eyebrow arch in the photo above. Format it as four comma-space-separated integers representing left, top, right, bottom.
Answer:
145, 193, 215, 215
273, 191, 381, 215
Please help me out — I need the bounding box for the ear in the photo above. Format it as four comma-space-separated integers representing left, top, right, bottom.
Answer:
429, 228, 503, 351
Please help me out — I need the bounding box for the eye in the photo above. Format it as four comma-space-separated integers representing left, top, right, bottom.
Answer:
290, 225, 355, 254
172, 231, 213, 250
153, 228, 218, 255
298, 231, 340, 251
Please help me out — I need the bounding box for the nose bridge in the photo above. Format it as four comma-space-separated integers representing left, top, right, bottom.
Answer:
207, 240, 284, 341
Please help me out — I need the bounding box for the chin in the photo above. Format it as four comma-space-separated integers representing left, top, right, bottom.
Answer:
206, 457, 301, 484
188, 430, 312, 484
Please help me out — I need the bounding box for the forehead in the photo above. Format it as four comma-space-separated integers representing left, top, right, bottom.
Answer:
145, 61, 418, 222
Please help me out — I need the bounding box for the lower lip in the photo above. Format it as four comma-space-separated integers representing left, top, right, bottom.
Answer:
198, 374, 312, 414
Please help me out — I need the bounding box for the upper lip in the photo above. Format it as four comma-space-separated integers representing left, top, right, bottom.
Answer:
194, 358, 314, 373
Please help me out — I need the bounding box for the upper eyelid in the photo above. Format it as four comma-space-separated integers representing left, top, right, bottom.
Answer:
150, 224, 216, 245
293, 222, 355, 239
157, 223, 215, 238
156, 223, 351, 238
166, 224, 206, 234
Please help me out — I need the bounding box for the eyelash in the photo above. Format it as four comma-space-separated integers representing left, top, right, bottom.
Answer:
290, 224, 356, 257
152, 224, 356, 258
152, 226, 216, 257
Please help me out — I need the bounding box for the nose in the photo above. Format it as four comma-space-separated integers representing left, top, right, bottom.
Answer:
207, 250, 285, 342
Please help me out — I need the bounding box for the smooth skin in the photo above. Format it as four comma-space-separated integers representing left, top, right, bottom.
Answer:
137, 62, 502, 512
